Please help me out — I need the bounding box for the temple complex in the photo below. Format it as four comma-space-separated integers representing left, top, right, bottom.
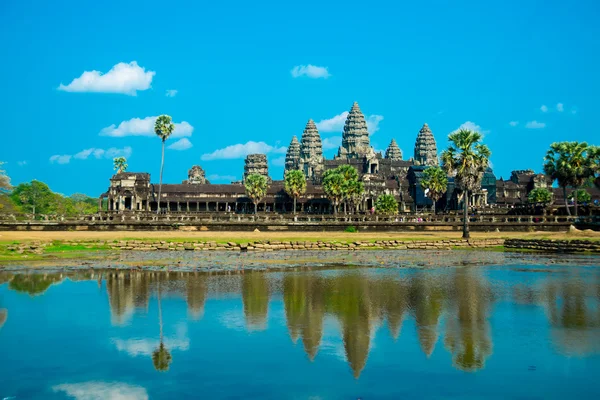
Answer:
298, 119, 324, 182
244, 154, 270, 183
284, 136, 301, 172
413, 123, 438, 166
384, 139, 402, 161
103, 101, 596, 214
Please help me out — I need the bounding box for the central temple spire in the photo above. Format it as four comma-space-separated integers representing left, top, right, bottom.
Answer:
335, 102, 373, 160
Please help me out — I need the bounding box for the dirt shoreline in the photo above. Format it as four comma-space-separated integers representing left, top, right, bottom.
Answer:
1, 249, 598, 272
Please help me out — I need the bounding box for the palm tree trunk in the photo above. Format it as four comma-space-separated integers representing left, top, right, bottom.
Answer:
254, 202, 258, 214
574, 187, 578, 216
563, 186, 571, 216
463, 190, 470, 239
432, 199, 436, 215
293, 197, 297, 215
157, 139, 166, 214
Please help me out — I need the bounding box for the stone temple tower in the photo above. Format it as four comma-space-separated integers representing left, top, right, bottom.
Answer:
335, 102, 374, 160
299, 119, 324, 182
384, 139, 403, 161
244, 153, 271, 183
284, 135, 301, 175
413, 123, 438, 166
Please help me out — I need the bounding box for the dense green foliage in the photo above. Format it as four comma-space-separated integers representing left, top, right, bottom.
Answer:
441, 129, 491, 239
154, 115, 175, 214
245, 174, 269, 213
527, 188, 553, 204
420, 166, 448, 214
544, 141, 595, 216
283, 170, 306, 213
568, 189, 591, 203
322, 171, 345, 214
375, 194, 398, 215
4, 180, 98, 217
323, 165, 364, 214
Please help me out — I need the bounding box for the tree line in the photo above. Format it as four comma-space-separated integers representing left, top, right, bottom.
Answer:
0, 163, 100, 218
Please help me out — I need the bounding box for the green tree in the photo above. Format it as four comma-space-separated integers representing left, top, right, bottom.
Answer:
375, 194, 398, 215
154, 115, 175, 214
528, 188, 553, 205
420, 166, 448, 214
69, 194, 99, 215
245, 174, 269, 214
334, 165, 362, 214
152, 277, 172, 372
344, 179, 365, 214
10, 180, 54, 217
544, 141, 593, 216
589, 145, 600, 190
441, 129, 491, 239
322, 172, 345, 215
568, 189, 591, 204
113, 157, 128, 174
284, 170, 306, 214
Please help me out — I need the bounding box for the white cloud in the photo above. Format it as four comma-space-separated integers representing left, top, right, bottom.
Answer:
322, 136, 342, 150
100, 116, 193, 138
112, 337, 189, 357
166, 89, 178, 97
52, 147, 132, 164
291, 64, 331, 79
509, 121, 519, 127
525, 120, 546, 129
556, 103, 564, 112
201, 141, 286, 161
49, 155, 72, 164
366, 115, 384, 134
17, 160, 27, 166
271, 156, 286, 167
58, 61, 155, 96
207, 174, 237, 182
453, 121, 488, 135
167, 138, 193, 151
316, 112, 348, 132
316, 111, 384, 134
53, 381, 148, 400
540, 105, 548, 113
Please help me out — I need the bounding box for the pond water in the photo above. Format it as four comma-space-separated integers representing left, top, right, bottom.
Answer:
1, 261, 600, 399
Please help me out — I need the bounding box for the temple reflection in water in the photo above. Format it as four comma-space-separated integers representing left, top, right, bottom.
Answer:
1, 267, 599, 378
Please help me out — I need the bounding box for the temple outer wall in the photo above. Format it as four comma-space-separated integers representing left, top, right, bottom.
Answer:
0, 220, 574, 232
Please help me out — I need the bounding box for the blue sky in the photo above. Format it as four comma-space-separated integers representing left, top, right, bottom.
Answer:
1, 0, 599, 196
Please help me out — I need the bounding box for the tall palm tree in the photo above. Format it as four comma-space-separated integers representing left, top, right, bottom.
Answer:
441, 129, 491, 239
590, 146, 600, 189
543, 141, 592, 216
154, 115, 175, 214
322, 172, 344, 215
420, 166, 448, 214
152, 276, 172, 372
244, 174, 269, 214
113, 157, 128, 174
283, 170, 306, 214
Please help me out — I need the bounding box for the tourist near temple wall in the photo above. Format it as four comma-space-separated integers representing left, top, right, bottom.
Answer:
100, 101, 600, 217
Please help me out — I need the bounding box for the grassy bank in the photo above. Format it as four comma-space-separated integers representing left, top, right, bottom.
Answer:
0, 230, 598, 264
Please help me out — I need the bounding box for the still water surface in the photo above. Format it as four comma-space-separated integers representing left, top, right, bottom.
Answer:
1, 263, 600, 399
